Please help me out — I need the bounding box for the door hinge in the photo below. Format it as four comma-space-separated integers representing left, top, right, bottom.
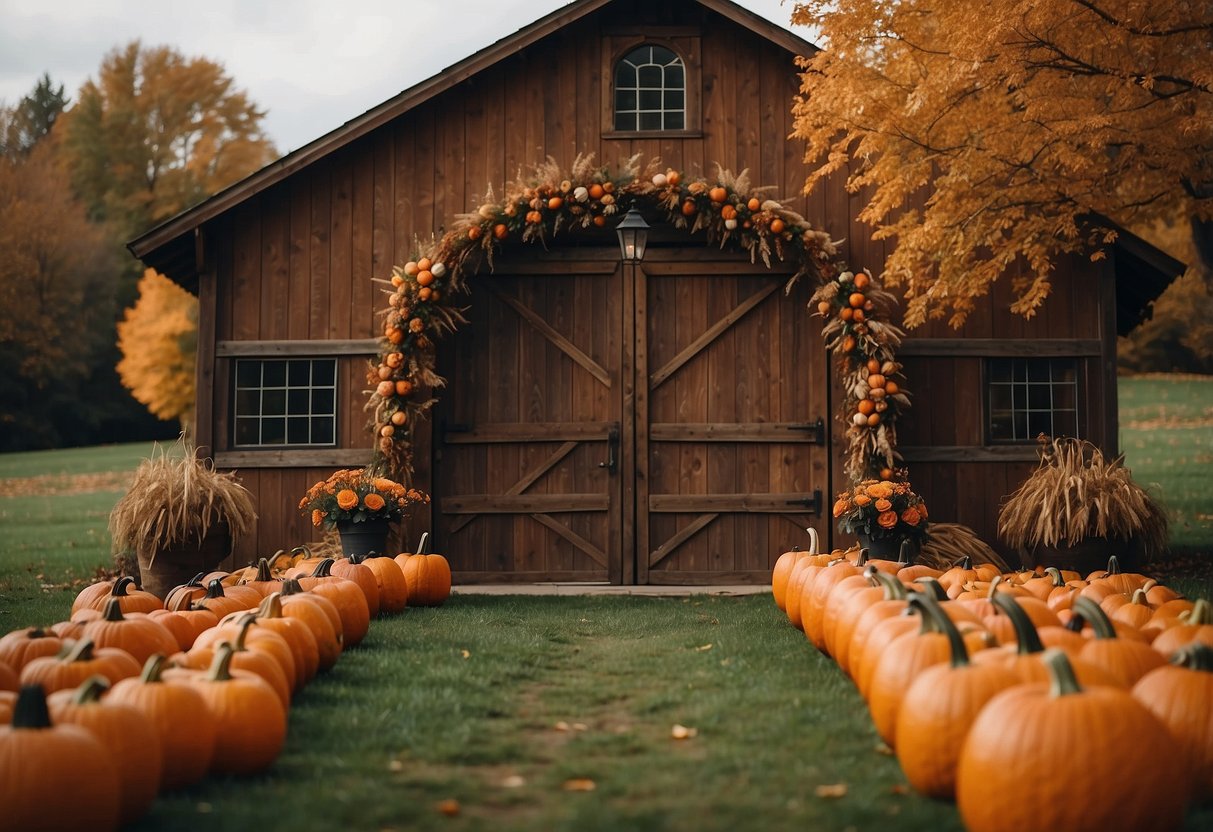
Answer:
785, 489, 823, 516
788, 418, 826, 445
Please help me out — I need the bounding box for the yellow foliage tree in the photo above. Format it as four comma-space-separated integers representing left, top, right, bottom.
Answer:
789, 1, 1213, 328
116, 269, 198, 430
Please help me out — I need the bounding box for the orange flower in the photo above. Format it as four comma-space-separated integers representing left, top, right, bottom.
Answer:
372, 477, 398, 492
832, 499, 850, 518
877, 510, 898, 529
311, 509, 325, 527
901, 507, 922, 527
918, 502, 928, 519
867, 482, 893, 499
364, 493, 386, 511
874, 498, 892, 512
854, 493, 872, 507
336, 489, 359, 510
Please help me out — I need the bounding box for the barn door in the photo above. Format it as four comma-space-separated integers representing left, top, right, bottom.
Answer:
637, 254, 830, 584
433, 258, 624, 583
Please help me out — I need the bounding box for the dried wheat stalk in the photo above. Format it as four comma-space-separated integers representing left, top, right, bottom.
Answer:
919, 522, 1012, 573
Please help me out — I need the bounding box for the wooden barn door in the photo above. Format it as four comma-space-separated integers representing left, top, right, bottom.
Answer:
434, 248, 829, 584
433, 257, 624, 583
637, 252, 829, 584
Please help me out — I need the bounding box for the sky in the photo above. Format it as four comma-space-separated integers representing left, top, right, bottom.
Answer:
0, 0, 807, 155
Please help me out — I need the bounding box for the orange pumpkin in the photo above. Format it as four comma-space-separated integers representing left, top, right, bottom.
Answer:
82, 598, 180, 666
395, 534, 451, 607
0, 627, 65, 672
20, 638, 141, 695
1133, 643, 1213, 799
295, 559, 371, 647
84, 576, 163, 615
278, 579, 344, 671
361, 554, 410, 615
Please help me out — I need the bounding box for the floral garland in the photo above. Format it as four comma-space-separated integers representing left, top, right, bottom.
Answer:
367, 153, 914, 488
810, 270, 914, 482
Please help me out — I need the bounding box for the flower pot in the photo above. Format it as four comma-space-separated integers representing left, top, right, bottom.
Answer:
336, 518, 392, 559
857, 532, 919, 561
136, 522, 232, 600
1021, 536, 1144, 574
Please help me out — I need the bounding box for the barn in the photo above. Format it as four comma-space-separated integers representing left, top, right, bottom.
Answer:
129, 0, 1184, 584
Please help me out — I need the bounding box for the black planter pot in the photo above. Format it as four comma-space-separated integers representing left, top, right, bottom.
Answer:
856, 532, 919, 561
336, 518, 391, 559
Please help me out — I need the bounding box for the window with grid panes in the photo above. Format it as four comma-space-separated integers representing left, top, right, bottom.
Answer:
614, 45, 686, 131
986, 358, 1079, 443
233, 358, 337, 447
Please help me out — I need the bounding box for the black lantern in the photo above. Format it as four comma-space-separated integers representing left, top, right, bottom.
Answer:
615, 208, 649, 263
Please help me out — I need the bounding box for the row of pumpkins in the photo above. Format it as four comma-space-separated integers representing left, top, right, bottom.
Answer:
771, 531, 1213, 832
0, 541, 453, 831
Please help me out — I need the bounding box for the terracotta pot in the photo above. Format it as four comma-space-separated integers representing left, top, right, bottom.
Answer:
1021, 536, 1144, 574
136, 522, 232, 599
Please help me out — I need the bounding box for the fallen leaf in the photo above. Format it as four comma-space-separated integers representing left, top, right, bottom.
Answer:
815, 784, 848, 799
387, 759, 404, 772
563, 778, 596, 792
436, 798, 461, 816
694, 643, 713, 651
671, 724, 698, 740
554, 721, 570, 732
874, 742, 894, 756
890, 784, 910, 795
572, 722, 588, 732
501, 775, 526, 789
460, 649, 470, 659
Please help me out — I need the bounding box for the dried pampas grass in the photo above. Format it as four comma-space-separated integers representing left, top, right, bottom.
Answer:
109, 438, 257, 564
918, 522, 1012, 573
998, 437, 1168, 560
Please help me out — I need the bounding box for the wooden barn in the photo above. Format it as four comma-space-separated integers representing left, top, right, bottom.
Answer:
129, 0, 1183, 583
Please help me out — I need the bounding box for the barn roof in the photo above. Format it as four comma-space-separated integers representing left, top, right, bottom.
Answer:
127, 0, 816, 284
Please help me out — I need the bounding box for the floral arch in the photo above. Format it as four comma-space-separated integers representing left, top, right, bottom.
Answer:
366, 155, 913, 497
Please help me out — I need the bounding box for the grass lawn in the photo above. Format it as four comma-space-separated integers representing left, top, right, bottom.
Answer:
0, 381, 1210, 830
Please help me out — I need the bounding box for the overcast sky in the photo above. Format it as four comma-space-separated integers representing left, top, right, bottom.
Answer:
0, 0, 806, 155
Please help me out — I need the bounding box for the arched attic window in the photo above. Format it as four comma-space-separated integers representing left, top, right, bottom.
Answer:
614, 44, 686, 132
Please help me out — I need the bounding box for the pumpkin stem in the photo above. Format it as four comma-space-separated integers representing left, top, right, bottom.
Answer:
252, 558, 274, 583
1181, 598, 1211, 626
290, 545, 312, 558
309, 558, 336, 579
1071, 596, 1118, 640
897, 538, 915, 565
918, 592, 969, 668
908, 593, 946, 636
1130, 588, 1150, 606
70, 675, 112, 705
1043, 648, 1084, 698
204, 579, 228, 599
231, 614, 256, 650
112, 575, 136, 597
991, 592, 1045, 655
871, 570, 907, 601
12, 684, 53, 729
1105, 554, 1121, 575
952, 555, 972, 570
1170, 643, 1213, 672
348, 553, 366, 565
1044, 566, 1064, 588
985, 575, 1004, 599
855, 548, 870, 567
101, 597, 127, 622
140, 654, 168, 683
259, 592, 285, 619
206, 642, 236, 682
280, 578, 305, 597
417, 531, 430, 554
806, 525, 820, 555
916, 576, 949, 602
170, 592, 196, 613
61, 638, 96, 663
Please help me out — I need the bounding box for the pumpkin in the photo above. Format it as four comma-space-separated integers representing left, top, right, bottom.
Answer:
147, 595, 221, 652
395, 533, 452, 607
48, 676, 162, 826
238, 556, 286, 597
84, 576, 163, 615
193, 577, 259, 620
782, 551, 833, 630
771, 527, 820, 610
82, 598, 180, 665
0, 685, 121, 831
71, 577, 116, 615
1070, 596, 1166, 687
181, 633, 292, 710
803, 550, 870, 652
163, 572, 209, 609
894, 594, 1021, 799
1133, 643, 1213, 799
360, 554, 410, 615
0, 690, 15, 724
20, 638, 141, 694
108, 655, 217, 790
821, 567, 884, 660
0, 660, 15, 692
254, 593, 321, 688
48, 608, 101, 640
867, 595, 991, 746
838, 569, 908, 678
279, 578, 344, 670
1151, 598, 1213, 657
956, 650, 1189, 832
0, 627, 65, 672
183, 643, 288, 776
708, 185, 728, 203
331, 556, 382, 618
193, 613, 297, 692
296, 559, 371, 646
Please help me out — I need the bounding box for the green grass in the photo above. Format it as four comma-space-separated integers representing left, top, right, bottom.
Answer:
1, 379, 1211, 830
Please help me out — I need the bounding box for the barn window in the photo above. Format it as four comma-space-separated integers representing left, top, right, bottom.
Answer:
614, 45, 686, 131
233, 358, 337, 447
986, 358, 1080, 443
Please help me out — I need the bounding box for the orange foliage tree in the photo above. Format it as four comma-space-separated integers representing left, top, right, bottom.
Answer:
116, 269, 198, 431
789, 1, 1213, 328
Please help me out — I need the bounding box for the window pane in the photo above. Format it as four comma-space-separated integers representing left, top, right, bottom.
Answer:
664, 89, 684, 111
1028, 384, 1051, 410
288, 360, 310, 386
988, 360, 1011, 383
261, 417, 286, 445
615, 112, 636, 131
235, 417, 260, 446
615, 89, 636, 111
989, 385, 1012, 413
639, 89, 662, 111
651, 46, 676, 65
1055, 409, 1077, 437
639, 112, 662, 131
235, 389, 260, 416
1053, 383, 1076, 410
312, 388, 335, 414
986, 357, 1080, 444
665, 111, 685, 130
1027, 411, 1052, 439
666, 64, 684, 88
288, 389, 310, 415
638, 65, 662, 88
1013, 412, 1027, 441
235, 360, 261, 388
1028, 361, 1050, 383
312, 417, 335, 444
287, 417, 311, 445
312, 360, 336, 386
262, 389, 286, 416
262, 360, 286, 387
1052, 360, 1077, 383
615, 63, 636, 87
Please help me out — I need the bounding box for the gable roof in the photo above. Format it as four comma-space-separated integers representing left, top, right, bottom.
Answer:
128, 0, 817, 281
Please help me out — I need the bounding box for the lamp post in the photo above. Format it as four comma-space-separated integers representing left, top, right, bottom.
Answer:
615, 208, 649, 264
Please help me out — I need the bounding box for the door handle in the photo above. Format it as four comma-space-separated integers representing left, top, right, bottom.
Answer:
598, 427, 619, 474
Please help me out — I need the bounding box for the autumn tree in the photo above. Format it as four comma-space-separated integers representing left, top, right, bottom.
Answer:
789, 1, 1213, 328
62, 41, 278, 239
116, 269, 198, 431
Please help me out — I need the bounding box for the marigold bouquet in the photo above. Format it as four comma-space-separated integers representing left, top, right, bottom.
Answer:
299, 468, 429, 528
832, 478, 929, 542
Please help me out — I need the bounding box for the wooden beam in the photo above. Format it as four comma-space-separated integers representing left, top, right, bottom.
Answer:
442, 422, 615, 443
643, 570, 772, 585
214, 448, 372, 468
442, 495, 609, 513
215, 339, 378, 357
488, 288, 612, 388
649, 513, 718, 567
530, 514, 608, 568
650, 281, 779, 389
449, 441, 578, 534
897, 338, 1101, 357
648, 494, 818, 512
649, 422, 821, 442
897, 445, 1043, 463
